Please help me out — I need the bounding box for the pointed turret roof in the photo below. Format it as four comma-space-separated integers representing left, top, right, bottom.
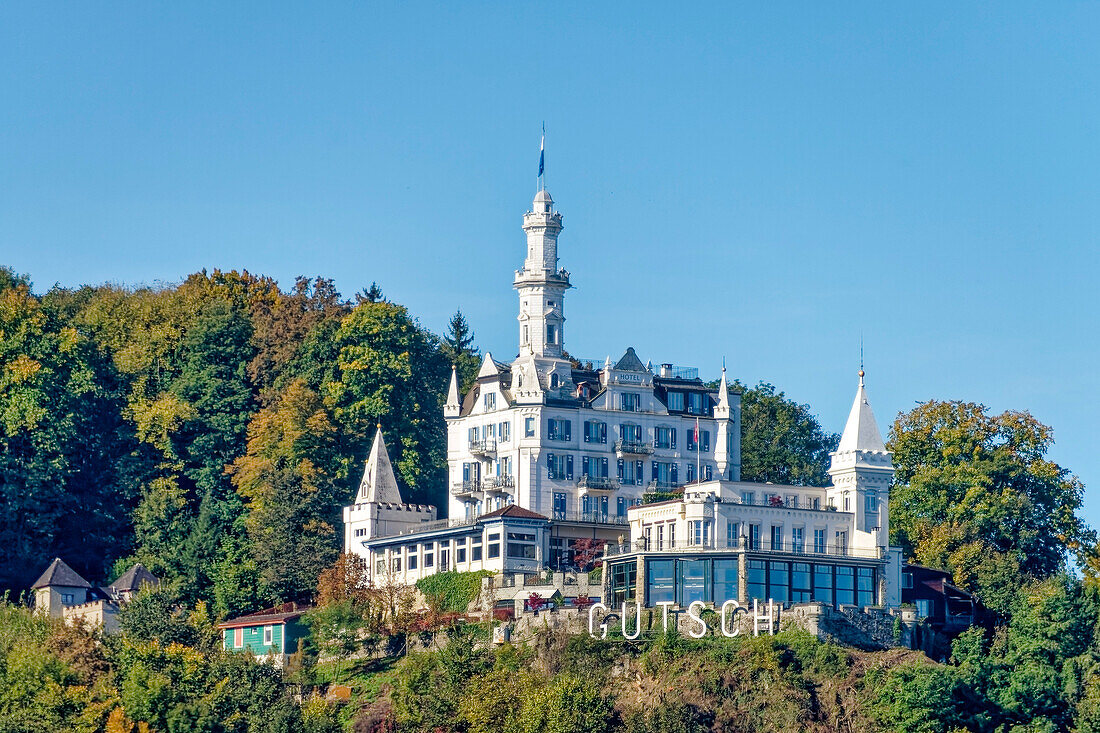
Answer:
357, 426, 404, 504
613, 347, 647, 372
110, 563, 159, 593
444, 365, 461, 414
716, 367, 730, 410
837, 371, 887, 453
32, 558, 90, 589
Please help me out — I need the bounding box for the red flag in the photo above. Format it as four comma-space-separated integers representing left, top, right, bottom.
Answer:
694, 417, 700, 444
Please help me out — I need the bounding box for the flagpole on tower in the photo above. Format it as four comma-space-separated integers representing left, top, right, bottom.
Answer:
538, 122, 546, 192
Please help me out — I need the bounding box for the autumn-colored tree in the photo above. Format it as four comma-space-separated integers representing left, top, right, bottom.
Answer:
232, 379, 343, 605
888, 400, 1095, 613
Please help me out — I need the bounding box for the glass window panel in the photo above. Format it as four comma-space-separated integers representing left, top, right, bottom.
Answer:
791, 562, 811, 603
813, 564, 833, 605
857, 567, 875, 607
836, 566, 855, 606
713, 559, 739, 604
768, 561, 789, 604
747, 560, 767, 602
647, 559, 676, 605
677, 559, 709, 606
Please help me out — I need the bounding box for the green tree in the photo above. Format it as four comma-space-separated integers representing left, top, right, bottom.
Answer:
441, 310, 480, 395
888, 400, 1094, 608
324, 300, 449, 507
246, 276, 348, 399
863, 660, 972, 733
516, 674, 614, 733
0, 270, 138, 593
731, 381, 838, 486
231, 379, 342, 605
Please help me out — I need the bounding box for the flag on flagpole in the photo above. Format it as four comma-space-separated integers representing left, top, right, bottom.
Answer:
538, 131, 545, 179
694, 417, 700, 444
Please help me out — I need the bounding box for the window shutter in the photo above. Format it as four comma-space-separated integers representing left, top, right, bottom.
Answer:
463, 463, 470, 481
636, 461, 644, 484
547, 453, 554, 479
652, 462, 659, 481
703, 431, 710, 452
617, 459, 624, 479
565, 421, 571, 441
672, 464, 679, 484
583, 421, 590, 443
566, 455, 573, 480
671, 429, 677, 448
601, 457, 608, 477
600, 423, 607, 443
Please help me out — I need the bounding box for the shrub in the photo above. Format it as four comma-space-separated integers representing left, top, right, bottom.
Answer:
415, 571, 493, 614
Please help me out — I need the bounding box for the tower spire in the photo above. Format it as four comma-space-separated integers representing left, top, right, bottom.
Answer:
444, 365, 461, 418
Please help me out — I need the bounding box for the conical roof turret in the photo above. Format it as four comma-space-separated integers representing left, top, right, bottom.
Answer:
836, 370, 887, 453
357, 425, 403, 504
444, 365, 461, 418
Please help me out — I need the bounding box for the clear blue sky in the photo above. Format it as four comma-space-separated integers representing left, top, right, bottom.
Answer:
3, 4, 1098, 525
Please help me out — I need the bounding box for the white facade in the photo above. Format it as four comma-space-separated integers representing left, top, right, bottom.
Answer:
344, 179, 902, 606
343, 426, 437, 549
362, 506, 551, 587
610, 373, 903, 609
443, 188, 741, 526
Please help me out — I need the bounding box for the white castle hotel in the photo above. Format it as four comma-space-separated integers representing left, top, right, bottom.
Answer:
344, 182, 903, 612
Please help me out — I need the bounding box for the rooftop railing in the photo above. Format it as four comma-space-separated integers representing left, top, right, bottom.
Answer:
604, 538, 882, 560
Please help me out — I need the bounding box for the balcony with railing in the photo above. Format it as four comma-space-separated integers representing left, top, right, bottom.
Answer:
450, 480, 482, 498
468, 438, 497, 456
550, 510, 629, 526
482, 475, 515, 494
577, 475, 618, 492
615, 439, 654, 456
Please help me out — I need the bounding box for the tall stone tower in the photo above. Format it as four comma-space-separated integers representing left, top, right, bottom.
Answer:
827, 370, 895, 544
515, 189, 570, 359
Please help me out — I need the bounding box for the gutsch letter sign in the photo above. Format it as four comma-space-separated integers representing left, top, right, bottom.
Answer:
587, 599, 780, 639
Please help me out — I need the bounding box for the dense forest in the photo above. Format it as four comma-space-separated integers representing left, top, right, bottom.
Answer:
0, 267, 836, 613
2, 264, 1099, 732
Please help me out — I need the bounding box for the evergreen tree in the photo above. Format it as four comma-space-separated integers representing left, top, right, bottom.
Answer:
232, 379, 342, 605
442, 309, 480, 394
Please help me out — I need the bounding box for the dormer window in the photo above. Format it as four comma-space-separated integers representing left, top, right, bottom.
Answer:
483, 392, 496, 410
667, 391, 685, 411
550, 374, 559, 388
620, 393, 640, 412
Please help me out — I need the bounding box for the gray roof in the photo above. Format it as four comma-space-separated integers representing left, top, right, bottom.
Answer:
110, 563, 159, 593
32, 558, 91, 589
613, 347, 647, 372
